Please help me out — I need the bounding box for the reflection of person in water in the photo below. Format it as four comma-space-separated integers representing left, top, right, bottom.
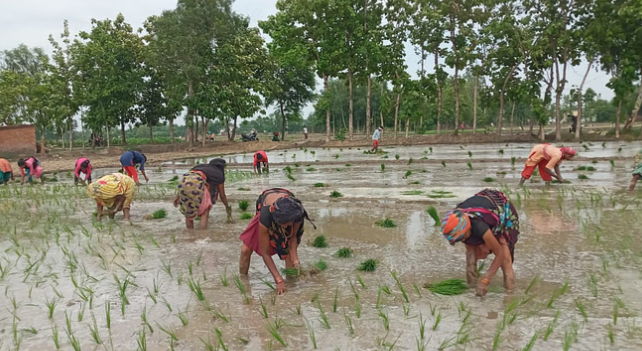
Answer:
441, 189, 520, 296
238, 188, 316, 295
519, 144, 576, 186
629, 149, 642, 191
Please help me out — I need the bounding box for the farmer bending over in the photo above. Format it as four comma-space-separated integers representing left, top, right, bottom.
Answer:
253, 151, 269, 175
519, 144, 576, 186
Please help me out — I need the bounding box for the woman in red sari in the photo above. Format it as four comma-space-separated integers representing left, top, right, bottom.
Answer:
441, 189, 520, 296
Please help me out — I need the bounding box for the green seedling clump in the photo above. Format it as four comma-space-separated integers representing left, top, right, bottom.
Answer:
330, 191, 343, 198
312, 235, 328, 248
578, 174, 589, 180
375, 218, 396, 228
152, 209, 167, 219
358, 259, 378, 272
402, 190, 423, 195
314, 259, 328, 271
381, 163, 385, 172
425, 279, 469, 295
441, 161, 446, 167
240, 213, 253, 220
427, 206, 440, 226
169, 175, 179, 182
395, 154, 400, 160
281, 268, 299, 276
335, 247, 353, 258
238, 200, 249, 211
483, 177, 495, 183
586, 166, 597, 171
314, 183, 328, 188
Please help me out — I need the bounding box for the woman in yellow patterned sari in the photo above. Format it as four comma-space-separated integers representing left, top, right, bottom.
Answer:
87, 173, 136, 221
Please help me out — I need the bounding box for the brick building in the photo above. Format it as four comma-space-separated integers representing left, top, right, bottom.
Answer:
0, 125, 37, 156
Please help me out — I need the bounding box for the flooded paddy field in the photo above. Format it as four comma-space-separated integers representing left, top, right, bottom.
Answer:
2, 142, 642, 351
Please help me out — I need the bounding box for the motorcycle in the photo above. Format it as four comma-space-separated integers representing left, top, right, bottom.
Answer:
241, 131, 259, 142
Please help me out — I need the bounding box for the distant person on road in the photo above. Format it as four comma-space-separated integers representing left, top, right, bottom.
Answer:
174, 158, 232, 229
253, 151, 269, 175
519, 144, 576, 186
629, 149, 642, 191
238, 188, 316, 295
272, 132, 280, 142
303, 126, 308, 140
119, 150, 148, 185
87, 173, 136, 221
0, 158, 14, 185
74, 158, 93, 185
372, 126, 383, 152
441, 189, 520, 297
18, 157, 43, 185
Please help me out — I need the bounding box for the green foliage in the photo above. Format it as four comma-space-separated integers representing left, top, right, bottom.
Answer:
375, 218, 396, 228
238, 200, 249, 211
424, 279, 468, 296
314, 259, 328, 271
314, 183, 328, 187
358, 259, 378, 272
335, 248, 353, 258
240, 213, 253, 220
330, 191, 343, 198
312, 235, 328, 248
426, 206, 440, 226
152, 209, 166, 219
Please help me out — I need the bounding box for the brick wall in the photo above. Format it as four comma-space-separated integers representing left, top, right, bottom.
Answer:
0, 125, 37, 156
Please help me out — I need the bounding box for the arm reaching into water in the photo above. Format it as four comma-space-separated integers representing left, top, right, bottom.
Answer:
477, 230, 510, 296
258, 224, 286, 294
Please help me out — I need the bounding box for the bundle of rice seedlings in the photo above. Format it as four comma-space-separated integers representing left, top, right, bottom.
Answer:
152, 209, 167, 219
483, 177, 495, 182
314, 183, 329, 188
375, 218, 396, 228
424, 279, 469, 295
240, 213, 253, 220
358, 259, 378, 272
335, 248, 353, 258
168, 175, 179, 182
330, 191, 343, 198
313, 259, 328, 271
238, 200, 249, 211
312, 235, 328, 248
427, 206, 440, 226
578, 174, 589, 180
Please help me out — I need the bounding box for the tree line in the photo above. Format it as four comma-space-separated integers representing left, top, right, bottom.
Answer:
1, 0, 641, 148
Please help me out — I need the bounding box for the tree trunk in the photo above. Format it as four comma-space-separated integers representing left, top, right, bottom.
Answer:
60, 129, 65, 149
202, 116, 207, 147
366, 74, 372, 138
380, 110, 384, 142
120, 120, 127, 145
435, 50, 442, 135
106, 126, 111, 148
616, 99, 622, 139
187, 82, 194, 147
348, 69, 354, 141
405, 115, 410, 139
539, 125, 544, 141
169, 119, 175, 143
231, 116, 238, 140
509, 101, 516, 134
280, 101, 287, 141
324, 75, 330, 143
195, 113, 199, 143
473, 75, 478, 134
394, 92, 401, 141
68, 118, 73, 151
149, 122, 154, 144
40, 134, 45, 154
576, 58, 594, 139
497, 65, 518, 136
449, 13, 460, 135
624, 69, 642, 131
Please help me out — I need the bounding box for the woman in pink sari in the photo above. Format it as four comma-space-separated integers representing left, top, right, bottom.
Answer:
18, 157, 43, 185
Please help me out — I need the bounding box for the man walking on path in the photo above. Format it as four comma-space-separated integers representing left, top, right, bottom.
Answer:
372, 126, 383, 152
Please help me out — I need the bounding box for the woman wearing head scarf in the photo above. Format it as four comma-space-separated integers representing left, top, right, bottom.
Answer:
519, 144, 576, 185
173, 158, 232, 229
253, 151, 269, 174
74, 158, 93, 185
17, 157, 44, 184
441, 189, 520, 296
629, 149, 642, 191
87, 173, 136, 221
238, 188, 316, 295
119, 150, 148, 185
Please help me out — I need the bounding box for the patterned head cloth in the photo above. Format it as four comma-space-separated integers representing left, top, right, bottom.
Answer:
271, 197, 305, 225
561, 147, 576, 157
441, 209, 471, 245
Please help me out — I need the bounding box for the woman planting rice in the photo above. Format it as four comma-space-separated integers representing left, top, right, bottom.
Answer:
119, 150, 148, 185
74, 157, 93, 185
238, 188, 316, 295
173, 158, 232, 229
0, 158, 14, 185
17, 157, 44, 185
519, 144, 576, 186
87, 173, 136, 221
253, 151, 269, 174
441, 189, 520, 296
629, 149, 642, 191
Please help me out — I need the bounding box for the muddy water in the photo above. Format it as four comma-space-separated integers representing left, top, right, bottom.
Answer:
2, 143, 642, 351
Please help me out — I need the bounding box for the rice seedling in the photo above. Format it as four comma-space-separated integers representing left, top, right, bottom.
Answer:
317, 301, 331, 329
511, 157, 516, 166
168, 175, 179, 182
330, 191, 343, 198
259, 296, 268, 318
578, 174, 589, 180
334, 154, 340, 159
45, 297, 57, 319
391, 271, 409, 303
618, 147, 622, 152
379, 308, 390, 330
234, 275, 250, 304
335, 247, 353, 258
358, 259, 377, 272
524, 274, 541, 294
238, 200, 249, 211
157, 323, 179, 341
403, 170, 412, 178
282, 268, 300, 276
287, 173, 296, 181
426, 206, 441, 226
105, 301, 111, 330
395, 154, 400, 160
356, 275, 367, 288
562, 322, 578, 351
543, 309, 560, 341
344, 310, 354, 335
402, 190, 423, 195
304, 318, 317, 349
312, 235, 328, 248
610, 159, 615, 167
432, 312, 442, 330
333, 288, 339, 312
152, 209, 167, 219
546, 279, 569, 308
425, 279, 468, 295
238, 187, 250, 191
306, 167, 315, 171
575, 299, 588, 322
607, 323, 614, 344
408, 158, 414, 165
375, 218, 396, 228
467, 162, 473, 170
52, 324, 60, 349
483, 177, 495, 182
89, 317, 102, 344
240, 213, 253, 220
295, 162, 301, 167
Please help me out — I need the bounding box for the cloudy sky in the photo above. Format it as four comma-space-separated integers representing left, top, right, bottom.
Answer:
0, 0, 614, 124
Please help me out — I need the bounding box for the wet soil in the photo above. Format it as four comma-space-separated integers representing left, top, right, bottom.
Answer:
1, 142, 642, 351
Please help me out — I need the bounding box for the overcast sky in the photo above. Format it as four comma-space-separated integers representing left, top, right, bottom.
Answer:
0, 0, 614, 125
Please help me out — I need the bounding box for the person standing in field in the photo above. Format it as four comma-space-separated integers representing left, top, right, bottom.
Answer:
238, 188, 316, 295
253, 151, 269, 175
119, 150, 149, 185
0, 158, 14, 185
372, 126, 383, 152
74, 158, 93, 185
18, 157, 44, 185
174, 158, 233, 229
441, 189, 520, 296
303, 126, 308, 140
87, 173, 136, 221
519, 144, 576, 186
629, 149, 642, 191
